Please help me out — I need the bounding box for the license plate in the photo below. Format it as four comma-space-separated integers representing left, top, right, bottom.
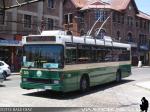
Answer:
44, 86, 52, 90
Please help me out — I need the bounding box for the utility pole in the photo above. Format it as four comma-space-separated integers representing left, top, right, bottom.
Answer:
0, 0, 5, 24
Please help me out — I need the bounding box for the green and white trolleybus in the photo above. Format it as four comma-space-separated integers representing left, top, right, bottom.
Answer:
20, 30, 131, 92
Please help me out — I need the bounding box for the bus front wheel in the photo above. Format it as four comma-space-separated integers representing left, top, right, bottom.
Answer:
116, 70, 122, 82
80, 76, 89, 92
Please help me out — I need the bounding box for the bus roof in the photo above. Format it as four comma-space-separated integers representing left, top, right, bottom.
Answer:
61, 35, 130, 49
23, 30, 131, 49
41, 30, 66, 36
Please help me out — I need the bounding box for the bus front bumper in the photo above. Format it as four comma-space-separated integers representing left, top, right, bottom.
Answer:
20, 82, 63, 92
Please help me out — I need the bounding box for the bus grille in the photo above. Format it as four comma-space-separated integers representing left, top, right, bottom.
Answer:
27, 78, 52, 84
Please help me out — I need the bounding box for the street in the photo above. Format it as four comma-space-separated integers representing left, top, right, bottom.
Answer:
0, 67, 150, 111
0, 1, 150, 112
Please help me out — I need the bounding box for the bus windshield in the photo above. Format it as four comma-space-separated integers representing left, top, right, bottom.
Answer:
23, 44, 64, 69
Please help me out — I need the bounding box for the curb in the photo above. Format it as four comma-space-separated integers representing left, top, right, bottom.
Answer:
135, 85, 150, 91
135, 82, 150, 91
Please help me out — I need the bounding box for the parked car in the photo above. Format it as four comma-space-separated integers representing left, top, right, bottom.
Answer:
0, 70, 4, 83
0, 61, 11, 80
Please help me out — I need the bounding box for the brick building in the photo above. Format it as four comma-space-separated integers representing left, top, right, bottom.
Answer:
63, 0, 150, 66
0, 0, 63, 71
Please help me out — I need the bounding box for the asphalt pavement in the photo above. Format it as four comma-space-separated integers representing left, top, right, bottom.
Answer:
0, 67, 150, 112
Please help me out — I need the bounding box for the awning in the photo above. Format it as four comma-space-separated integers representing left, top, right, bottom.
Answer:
0, 40, 22, 46
128, 42, 137, 48
140, 45, 149, 51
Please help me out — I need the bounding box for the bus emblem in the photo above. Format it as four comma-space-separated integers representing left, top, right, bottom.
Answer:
24, 71, 29, 75
36, 71, 42, 77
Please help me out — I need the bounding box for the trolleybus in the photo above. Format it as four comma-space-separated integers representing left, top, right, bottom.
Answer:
20, 30, 131, 92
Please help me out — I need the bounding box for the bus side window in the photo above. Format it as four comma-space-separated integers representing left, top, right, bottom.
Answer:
104, 49, 112, 62
66, 48, 77, 64
77, 45, 91, 64
118, 49, 130, 61
112, 48, 120, 61
96, 49, 105, 62
91, 46, 97, 63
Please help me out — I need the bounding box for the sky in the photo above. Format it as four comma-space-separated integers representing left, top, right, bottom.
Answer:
91, 0, 150, 15
135, 0, 150, 15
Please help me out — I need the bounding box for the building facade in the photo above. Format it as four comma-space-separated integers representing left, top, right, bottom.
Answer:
63, 0, 150, 66
0, 0, 64, 71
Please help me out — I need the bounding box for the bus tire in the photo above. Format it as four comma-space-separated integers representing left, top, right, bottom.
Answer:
80, 75, 89, 92
116, 70, 121, 82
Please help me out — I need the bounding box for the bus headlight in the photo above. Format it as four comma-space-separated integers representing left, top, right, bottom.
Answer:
53, 80, 59, 84
23, 78, 27, 82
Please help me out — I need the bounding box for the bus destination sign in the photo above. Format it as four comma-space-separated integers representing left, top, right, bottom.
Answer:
26, 36, 56, 42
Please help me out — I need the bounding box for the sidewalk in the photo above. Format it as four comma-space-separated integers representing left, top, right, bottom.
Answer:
136, 81, 150, 91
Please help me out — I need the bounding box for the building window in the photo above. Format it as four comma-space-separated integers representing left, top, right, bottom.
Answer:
136, 19, 139, 27
48, 0, 54, 8
149, 22, 150, 32
149, 39, 150, 49
64, 13, 73, 24
121, 15, 124, 24
66, 30, 72, 35
113, 13, 116, 22
113, 13, 124, 24
129, 5, 132, 10
0, 15, 4, 25
117, 14, 120, 23
116, 31, 120, 40
143, 21, 146, 29
47, 18, 54, 30
140, 19, 143, 28
95, 10, 107, 22
24, 14, 31, 28
95, 29, 106, 39
80, 30, 85, 36
79, 12, 84, 23
131, 17, 133, 26
0, 10, 5, 25
146, 21, 149, 30
127, 16, 129, 25
127, 16, 133, 26
128, 33, 133, 42
139, 34, 147, 45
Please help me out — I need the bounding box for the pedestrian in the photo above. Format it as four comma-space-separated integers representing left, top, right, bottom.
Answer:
140, 97, 149, 112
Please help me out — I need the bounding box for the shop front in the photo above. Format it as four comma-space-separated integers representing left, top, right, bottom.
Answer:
139, 44, 149, 66
0, 40, 22, 72
128, 42, 138, 66
131, 48, 139, 66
